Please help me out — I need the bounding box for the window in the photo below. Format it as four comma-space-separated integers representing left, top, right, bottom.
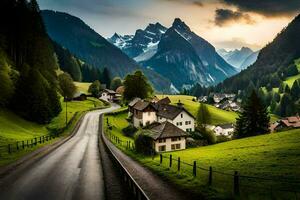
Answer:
171, 137, 181, 142
171, 144, 176, 150
171, 144, 181, 150
181, 114, 183, 118
186, 128, 192, 132
185, 121, 191, 125
179, 122, 182, 126
159, 139, 166, 143
159, 145, 166, 152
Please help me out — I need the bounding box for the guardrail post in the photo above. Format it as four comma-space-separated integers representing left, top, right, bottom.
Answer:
209, 166, 212, 185
160, 154, 162, 164
234, 171, 240, 196
178, 157, 180, 172
8, 144, 11, 154
193, 161, 196, 177
169, 155, 172, 168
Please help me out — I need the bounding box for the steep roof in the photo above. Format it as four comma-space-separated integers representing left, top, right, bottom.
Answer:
157, 97, 171, 105
216, 123, 234, 129
156, 104, 195, 120
103, 89, 117, 94
128, 97, 141, 107
280, 116, 300, 128
149, 121, 188, 140
133, 101, 156, 111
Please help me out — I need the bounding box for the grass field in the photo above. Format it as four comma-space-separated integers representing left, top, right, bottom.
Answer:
0, 97, 105, 166
284, 58, 300, 87
157, 95, 238, 125
74, 82, 91, 94
104, 111, 300, 199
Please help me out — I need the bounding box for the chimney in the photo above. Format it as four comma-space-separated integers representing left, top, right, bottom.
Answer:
177, 100, 184, 107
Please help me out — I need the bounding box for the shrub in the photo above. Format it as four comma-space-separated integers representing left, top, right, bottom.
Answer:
122, 125, 137, 137
134, 130, 155, 155
216, 135, 231, 143
196, 127, 217, 144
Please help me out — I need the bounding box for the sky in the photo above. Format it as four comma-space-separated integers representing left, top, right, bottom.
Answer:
38, 0, 300, 51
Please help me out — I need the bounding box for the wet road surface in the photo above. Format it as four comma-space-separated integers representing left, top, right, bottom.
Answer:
0, 105, 120, 200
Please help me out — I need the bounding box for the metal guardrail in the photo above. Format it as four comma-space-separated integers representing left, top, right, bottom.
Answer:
100, 115, 150, 200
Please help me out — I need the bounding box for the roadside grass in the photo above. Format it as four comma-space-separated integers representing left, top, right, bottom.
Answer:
157, 95, 238, 125
104, 112, 300, 199
74, 82, 91, 94
0, 97, 106, 167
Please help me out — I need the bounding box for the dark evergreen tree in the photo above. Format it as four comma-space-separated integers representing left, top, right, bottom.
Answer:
110, 77, 123, 91
235, 90, 270, 138
279, 93, 295, 117
101, 67, 111, 89
290, 79, 300, 100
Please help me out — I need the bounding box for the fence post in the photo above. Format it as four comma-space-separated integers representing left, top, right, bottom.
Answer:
22, 141, 25, 149
26, 140, 29, 147
193, 161, 196, 177
234, 171, 240, 196
160, 154, 163, 164
35, 138, 37, 145
16, 142, 19, 150
39, 137, 42, 144
209, 166, 212, 185
8, 144, 11, 154
169, 155, 172, 168
178, 157, 180, 172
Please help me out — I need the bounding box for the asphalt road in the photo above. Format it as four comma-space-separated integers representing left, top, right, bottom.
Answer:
0, 105, 120, 200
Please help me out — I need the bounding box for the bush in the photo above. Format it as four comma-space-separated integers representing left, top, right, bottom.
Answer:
196, 127, 217, 144
134, 130, 155, 155
216, 135, 231, 143
122, 125, 137, 137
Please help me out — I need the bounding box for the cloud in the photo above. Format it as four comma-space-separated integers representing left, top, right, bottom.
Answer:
215, 9, 255, 26
215, 37, 261, 50
220, 0, 300, 17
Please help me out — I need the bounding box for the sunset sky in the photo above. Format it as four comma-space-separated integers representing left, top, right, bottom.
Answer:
38, 0, 300, 50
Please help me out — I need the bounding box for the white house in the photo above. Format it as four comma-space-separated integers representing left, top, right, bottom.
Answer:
100, 89, 117, 102
214, 124, 235, 137
148, 121, 188, 152
132, 101, 157, 127
156, 104, 195, 132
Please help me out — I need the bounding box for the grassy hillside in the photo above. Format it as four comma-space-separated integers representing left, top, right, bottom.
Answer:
74, 82, 91, 94
0, 97, 105, 166
284, 58, 300, 87
104, 112, 300, 199
157, 95, 238, 125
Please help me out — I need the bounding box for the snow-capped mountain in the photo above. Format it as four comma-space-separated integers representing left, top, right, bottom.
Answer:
108, 22, 167, 59
217, 47, 259, 71
109, 18, 237, 89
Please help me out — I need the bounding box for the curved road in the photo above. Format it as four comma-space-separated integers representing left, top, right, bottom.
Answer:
0, 105, 120, 200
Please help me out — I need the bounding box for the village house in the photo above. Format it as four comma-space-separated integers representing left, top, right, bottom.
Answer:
132, 101, 157, 127
213, 124, 235, 137
100, 89, 118, 102
72, 92, 87, 101
156, 103, 195, 132
130, 97, 195, 132
148, 121, 188, 152
271, 116, 300, 132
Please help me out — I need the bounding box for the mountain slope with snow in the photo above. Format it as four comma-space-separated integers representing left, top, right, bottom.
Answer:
109, 18, 237, 90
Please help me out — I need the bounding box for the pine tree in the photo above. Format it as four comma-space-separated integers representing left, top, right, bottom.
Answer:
101, 67, 111, 89
88, 80, 101, 97
110, 77, 123, 91
196, 103, 211, 128
235, 90, 270, 138
291, 79, 300, 100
